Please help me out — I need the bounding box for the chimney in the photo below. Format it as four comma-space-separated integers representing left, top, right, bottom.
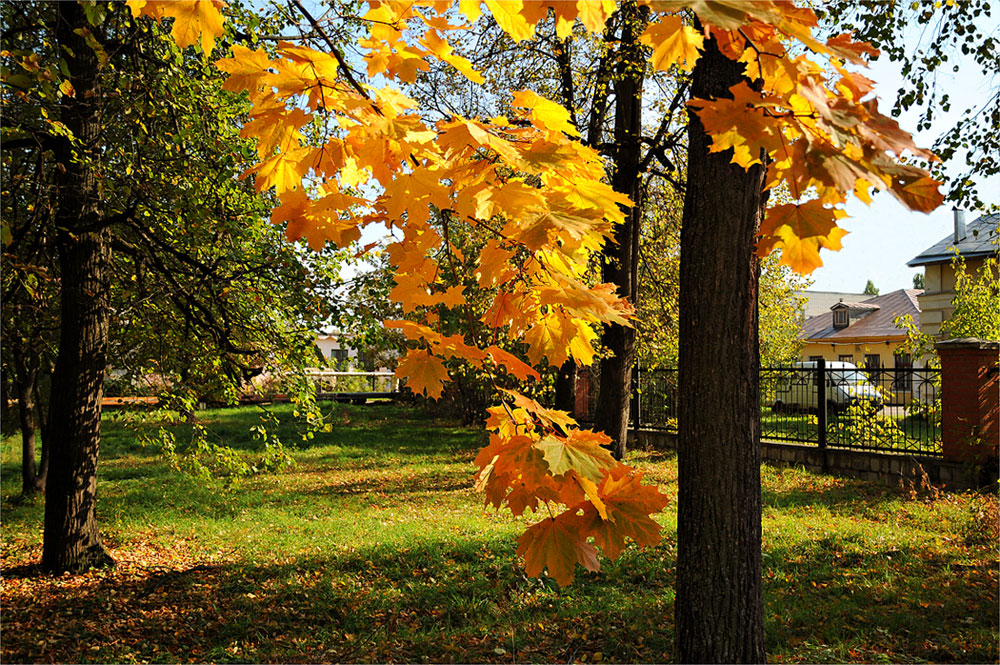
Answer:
954, 208, 966, 243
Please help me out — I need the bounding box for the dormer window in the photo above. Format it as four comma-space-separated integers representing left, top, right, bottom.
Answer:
833, 309, 849, 328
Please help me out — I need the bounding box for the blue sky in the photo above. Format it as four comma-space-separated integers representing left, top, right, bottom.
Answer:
806, 36, 999, 294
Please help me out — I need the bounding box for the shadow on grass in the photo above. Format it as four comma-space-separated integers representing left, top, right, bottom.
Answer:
3, 526, 995, 664
1, 535, 676, 664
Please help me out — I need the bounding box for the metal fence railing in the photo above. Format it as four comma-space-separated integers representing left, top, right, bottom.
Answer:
586, 361, 942, 456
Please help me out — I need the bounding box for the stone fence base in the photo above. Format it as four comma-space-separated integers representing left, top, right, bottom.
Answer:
629, 429, 997, 491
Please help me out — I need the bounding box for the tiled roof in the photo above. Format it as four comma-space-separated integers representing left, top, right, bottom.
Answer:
907, 213, 1000, 267
799, 289, 922, 342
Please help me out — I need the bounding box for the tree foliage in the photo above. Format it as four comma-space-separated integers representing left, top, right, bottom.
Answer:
77, 0, 943, 588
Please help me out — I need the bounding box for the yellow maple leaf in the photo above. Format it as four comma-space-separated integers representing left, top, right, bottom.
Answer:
641, 15, 704, 72
534, 430, 618, 482
485, 0, 535, 42
512, 89, 579, 137
395, 348, 449, 399
215, 45, 273, 93
148, 0, 226, 54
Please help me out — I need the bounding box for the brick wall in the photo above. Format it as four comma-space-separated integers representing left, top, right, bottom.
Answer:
937, 338, 999, 463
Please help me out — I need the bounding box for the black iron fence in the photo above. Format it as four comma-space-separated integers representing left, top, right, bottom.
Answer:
585, 360, 942, 456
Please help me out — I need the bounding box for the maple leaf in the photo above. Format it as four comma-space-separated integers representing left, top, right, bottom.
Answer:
484, 0, 535, 42
523, 313, 566, 366
484, 345, 540, 382
575, 469, 671, 560
395, 348, 449, 399
534, 429, 620, 482
215, 45, 273, 92
761, 201, 840, 239
641, 15, 704, 72
502, 388, 578, 432
512, 89, 579, 137
516, 513, 600, 586
575, 0, 616, 33
133, 0, 227, 54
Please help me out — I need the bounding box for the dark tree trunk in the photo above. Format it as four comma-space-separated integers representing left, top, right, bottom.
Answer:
554, 360, 576, 413
41, 1, 114, 574
15, 351, 45, 495
593, 1, 646, 460
674, 32, 767, 663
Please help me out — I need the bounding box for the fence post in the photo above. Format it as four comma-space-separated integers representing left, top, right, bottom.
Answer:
816, 358, 828, 453
936, 338, 1000, 468
631, 365, 641, 434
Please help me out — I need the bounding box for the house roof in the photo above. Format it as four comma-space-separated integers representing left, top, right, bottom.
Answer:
799, 289, 922, 342
794, 290, 867, 319
907, 212, 1000, 267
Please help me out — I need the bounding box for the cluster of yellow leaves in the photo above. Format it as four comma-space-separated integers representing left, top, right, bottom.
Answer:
134, 0, 941, 585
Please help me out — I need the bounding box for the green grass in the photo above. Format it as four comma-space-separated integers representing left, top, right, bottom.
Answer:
2, 403, 996, 663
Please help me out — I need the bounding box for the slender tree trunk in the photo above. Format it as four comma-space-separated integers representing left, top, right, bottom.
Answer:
42, 1, 114, 574
675, 32, 767, 663
593, 1, 647, 460
15, 352, 41, 495
34, 375, 50, 490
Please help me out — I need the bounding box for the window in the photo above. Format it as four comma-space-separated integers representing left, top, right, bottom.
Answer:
332, 348, 349, 364
894, 352, 912, 391
864, 354, 881, 383
833, 309, 849, 328
838, 354, 854, 364
809, 355, 824, 362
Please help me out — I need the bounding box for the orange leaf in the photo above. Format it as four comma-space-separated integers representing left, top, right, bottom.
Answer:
761, 201, 839, 239
575, 469, 670, 560
516, 513, 600, 586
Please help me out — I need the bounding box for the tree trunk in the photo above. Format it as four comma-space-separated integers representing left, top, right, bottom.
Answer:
675, 32, 767, 663
42, 1, 114, 574
593, 1, 646, 460
554, 360, 576, 413
15, 353, 40, 495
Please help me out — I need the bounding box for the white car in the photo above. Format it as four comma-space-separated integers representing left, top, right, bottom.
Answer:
770, 361, 883, 414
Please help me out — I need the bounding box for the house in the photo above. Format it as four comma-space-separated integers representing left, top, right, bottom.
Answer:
906, 210, 1000, 338
798, 289, 923, 375
315, 330, 377, 370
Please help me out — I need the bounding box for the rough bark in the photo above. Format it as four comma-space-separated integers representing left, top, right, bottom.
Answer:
593, 1, 646, 460
674, 32, 767, 663
41, 1, 115, 574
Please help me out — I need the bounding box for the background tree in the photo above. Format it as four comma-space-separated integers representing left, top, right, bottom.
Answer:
863, 279, 879, 296
1, 1, 342, 569
913, 272, 925, 289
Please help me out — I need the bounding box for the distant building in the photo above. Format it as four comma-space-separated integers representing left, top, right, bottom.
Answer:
798, 289, 923, 372
315, 331, 380, 371
906, 210, 999, 338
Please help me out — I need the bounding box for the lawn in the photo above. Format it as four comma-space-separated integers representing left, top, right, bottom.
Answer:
2, 403, 996, 663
